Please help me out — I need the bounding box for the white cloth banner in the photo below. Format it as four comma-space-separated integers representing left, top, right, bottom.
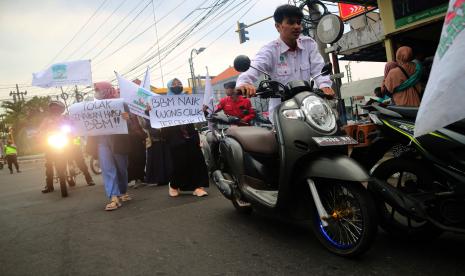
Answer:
414, 0, 465, 137
69, 98, 128, 136
149, 94, 206, 128
141, 66, 151, 91
32, 60, 92, 88
202, 71, 214, 113
117, 72, 154, 119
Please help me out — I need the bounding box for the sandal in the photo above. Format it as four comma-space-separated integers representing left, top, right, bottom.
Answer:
169, 185, 179, 197
105, 197, 121, 211
120, 193, 132, 202
193, 188, 208, 197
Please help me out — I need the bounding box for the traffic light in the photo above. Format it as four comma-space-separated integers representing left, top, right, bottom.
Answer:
237, 22, 249, 44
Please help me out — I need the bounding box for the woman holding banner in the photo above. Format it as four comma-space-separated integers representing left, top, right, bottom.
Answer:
163, 78, 209, 197
87, 82, 131, 211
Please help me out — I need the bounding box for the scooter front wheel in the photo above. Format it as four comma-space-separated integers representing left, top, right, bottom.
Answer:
310, 181, 377, 257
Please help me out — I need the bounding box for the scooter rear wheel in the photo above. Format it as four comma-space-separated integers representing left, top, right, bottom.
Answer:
310, 181, 377, 257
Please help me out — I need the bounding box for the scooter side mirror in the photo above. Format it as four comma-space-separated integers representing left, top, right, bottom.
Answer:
234, 55, 251, 72
321, 63, 332, 76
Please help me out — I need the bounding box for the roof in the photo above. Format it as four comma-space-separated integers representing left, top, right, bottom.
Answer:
211, 67, 240, 85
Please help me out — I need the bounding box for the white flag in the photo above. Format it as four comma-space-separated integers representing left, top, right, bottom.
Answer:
202, 70, 214, 113
116, 72, 153, 119
414, 0, 465, 137
32, 60, 92, 88
141, 66, 151, 91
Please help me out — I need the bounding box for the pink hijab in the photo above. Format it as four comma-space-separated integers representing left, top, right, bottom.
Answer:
94, 82, 118, 99
381, 61, 398, 93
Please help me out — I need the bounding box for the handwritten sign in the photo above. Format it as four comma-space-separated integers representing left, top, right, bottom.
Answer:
126, 87, 155, 119
118, 72, 157, 119
149, 94, 206, 128
69, 98, 128, 136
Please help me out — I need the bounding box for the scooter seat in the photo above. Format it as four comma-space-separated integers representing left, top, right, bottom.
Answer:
386, 106, 418, 119
226, 126, 278, 155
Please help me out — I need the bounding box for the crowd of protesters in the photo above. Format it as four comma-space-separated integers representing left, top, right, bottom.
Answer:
86, 78, 210, 211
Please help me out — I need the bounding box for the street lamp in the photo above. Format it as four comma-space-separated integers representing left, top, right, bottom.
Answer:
189, 47, 206, 94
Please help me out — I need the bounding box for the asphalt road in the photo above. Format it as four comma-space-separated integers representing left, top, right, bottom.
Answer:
0, 162, 464, 276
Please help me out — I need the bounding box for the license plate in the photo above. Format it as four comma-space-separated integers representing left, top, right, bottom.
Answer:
312, 136, 358, 146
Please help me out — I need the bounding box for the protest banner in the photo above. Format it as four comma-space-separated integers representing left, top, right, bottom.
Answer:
32, 60, 92, 88
415, 0, 465, 137
117, 71, 157, 119
69, 98, 128, 136
149, 94, 206, 128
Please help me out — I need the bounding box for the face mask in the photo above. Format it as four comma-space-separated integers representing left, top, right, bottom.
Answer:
171, 86, 183, 94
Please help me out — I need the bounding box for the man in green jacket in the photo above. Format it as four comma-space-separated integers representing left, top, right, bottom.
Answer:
4, 140, 20, 174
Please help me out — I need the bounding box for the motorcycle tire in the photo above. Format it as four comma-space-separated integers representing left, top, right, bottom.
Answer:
60, 181, 68, 197
90, 157, 102, 175
372, 158, 442, 240
310, 181, 377, 257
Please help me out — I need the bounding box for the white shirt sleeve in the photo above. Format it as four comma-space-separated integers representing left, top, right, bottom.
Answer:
307, 40, 332, 89
236, 44, 274, 87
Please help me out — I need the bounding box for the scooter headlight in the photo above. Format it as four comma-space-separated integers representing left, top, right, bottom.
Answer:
301, 95, 336, 133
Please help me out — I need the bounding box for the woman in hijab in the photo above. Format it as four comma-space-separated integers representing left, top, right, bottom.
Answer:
384, 46, 423, 107
87, 82, 131, 211
381, 61, 398, 96
163, 78, 209, 197
141, 109, 172, 187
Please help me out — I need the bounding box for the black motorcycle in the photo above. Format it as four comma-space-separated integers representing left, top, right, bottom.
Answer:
352, 103, 465, 239
201, 55, 378, 257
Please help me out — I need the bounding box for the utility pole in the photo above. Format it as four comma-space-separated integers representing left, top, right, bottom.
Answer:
9, 84, 27, 103
74, 85, 83, 102
345, 62, 352, 83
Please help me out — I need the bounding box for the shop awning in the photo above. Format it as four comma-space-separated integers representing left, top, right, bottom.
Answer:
325, 0, 378, 6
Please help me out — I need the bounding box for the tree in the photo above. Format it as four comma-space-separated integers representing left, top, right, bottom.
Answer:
1, 96, 51, 155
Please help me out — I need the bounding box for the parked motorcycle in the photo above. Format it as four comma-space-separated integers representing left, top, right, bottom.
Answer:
201, 55, 379, 257
351, 103, 465, 239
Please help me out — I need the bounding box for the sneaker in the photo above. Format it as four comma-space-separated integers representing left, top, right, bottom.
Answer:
193, 187, 208, 197
169, 185, 179, 197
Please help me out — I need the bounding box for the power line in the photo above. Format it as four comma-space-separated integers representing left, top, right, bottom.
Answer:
46, 0, 109, 66
93, 0, 188, 66
119, 0, 235, 81
63, 0, 129, 61
151, 0, 165, 87
90, 0, 153, 62
78, 0, 150, 60
123, 0, 248, 82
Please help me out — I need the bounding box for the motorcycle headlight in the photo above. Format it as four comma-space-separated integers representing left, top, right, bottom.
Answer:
301, 95, 336, 133
47, 133, 69, 149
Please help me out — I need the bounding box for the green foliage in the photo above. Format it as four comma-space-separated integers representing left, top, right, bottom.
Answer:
1, 96, 50, 155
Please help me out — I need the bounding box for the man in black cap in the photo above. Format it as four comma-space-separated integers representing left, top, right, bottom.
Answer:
214, 81, 256, 125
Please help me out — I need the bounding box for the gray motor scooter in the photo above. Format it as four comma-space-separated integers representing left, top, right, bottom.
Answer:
202, 55, 378, 257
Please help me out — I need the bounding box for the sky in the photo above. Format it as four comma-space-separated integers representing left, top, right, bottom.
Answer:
0, 0, 385, 102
